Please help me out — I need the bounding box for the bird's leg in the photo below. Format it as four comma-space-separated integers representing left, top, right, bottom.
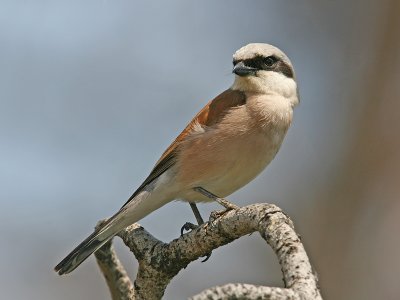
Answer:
180, 188, 238, 262
180, 202, 212, 262
180, 202, 205, 235
190, 202, 205, 225
194, 187, 239, 222
193, 187, 239, 210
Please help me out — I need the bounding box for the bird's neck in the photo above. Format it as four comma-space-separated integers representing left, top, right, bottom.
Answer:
231, 72, 299, 109
243, 92, 294, 133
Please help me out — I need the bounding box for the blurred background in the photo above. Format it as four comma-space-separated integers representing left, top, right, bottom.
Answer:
1, 1, 399, 299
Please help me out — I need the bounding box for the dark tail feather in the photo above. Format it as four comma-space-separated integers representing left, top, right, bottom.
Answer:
54, 216, 120, 275
55, 188, 158, 275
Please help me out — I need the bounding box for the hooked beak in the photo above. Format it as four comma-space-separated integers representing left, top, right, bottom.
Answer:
232, 61, 257, 76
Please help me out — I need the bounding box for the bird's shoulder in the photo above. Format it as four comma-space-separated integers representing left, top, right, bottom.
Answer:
157, 88, 246, 163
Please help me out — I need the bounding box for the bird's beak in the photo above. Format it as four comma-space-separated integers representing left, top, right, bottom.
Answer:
232, 61, 257, 76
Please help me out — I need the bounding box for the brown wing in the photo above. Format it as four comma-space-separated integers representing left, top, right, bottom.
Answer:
122, 88, 246, 207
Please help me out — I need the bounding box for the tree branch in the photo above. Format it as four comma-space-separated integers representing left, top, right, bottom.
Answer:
94, 203, 322, 300
191, 284, 298, 300
94, 233, 135, 299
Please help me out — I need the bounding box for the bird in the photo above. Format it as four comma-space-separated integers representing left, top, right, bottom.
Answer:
55, 43, 299, 275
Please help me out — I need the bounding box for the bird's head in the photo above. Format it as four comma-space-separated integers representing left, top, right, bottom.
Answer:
231, 43, 299, 106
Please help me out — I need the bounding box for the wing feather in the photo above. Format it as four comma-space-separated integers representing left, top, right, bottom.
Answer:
122, 88, 246, 207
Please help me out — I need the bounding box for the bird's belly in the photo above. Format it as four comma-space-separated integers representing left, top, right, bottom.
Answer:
203, 137, 278, 197
177, 129, 285, 202
205, 154, 271, 197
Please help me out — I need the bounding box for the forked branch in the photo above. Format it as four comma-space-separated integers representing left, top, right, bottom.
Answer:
94, 203, 322, 300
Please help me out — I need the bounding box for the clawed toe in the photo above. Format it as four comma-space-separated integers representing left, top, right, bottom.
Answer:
180, 222, 199, 236
201, 251, 212, 262
209, 207, 237, 222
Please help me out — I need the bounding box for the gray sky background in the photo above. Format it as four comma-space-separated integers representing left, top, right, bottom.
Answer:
1, 1, 397, 299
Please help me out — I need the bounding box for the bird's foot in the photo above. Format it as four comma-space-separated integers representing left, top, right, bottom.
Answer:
180, 221, 212, 262
181, 202, 206, 236
184, 189, 241, 263
209, 207, 237, 222
180, 222, 199, 236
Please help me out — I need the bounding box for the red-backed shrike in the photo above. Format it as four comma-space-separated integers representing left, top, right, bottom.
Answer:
55, 43, 299, 275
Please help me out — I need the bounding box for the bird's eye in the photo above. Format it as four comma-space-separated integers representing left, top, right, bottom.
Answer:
264, 56, 277, 67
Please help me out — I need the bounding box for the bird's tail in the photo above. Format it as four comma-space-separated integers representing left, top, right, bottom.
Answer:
54, 185, 170, 275
54, 210, 124, 275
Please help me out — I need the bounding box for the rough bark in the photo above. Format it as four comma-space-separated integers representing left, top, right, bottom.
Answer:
94, 240, 135, 300
94, 203, 322, 300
